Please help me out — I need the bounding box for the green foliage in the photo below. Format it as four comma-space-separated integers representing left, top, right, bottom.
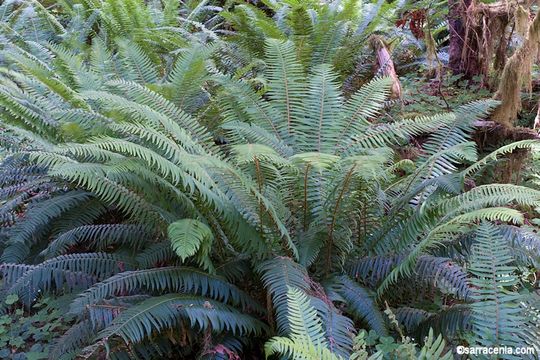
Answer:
350, 327, 453, 360
0, 295, 74, 359
266, 288, 453, 360
168, 219, 214, 271
264, 287, 342, 360
0, 0, 539, 358
97, 294, 268, 345
221, 0, 402, 78
348, 306, 453, 360
258, 257, 311, 335
332, 275, 387, 336
468, 223, 529, 354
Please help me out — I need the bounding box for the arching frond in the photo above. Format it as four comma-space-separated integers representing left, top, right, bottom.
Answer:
70, 267, 263, 315
42, 224, 156, 258
349, 255, 471, 300
331, 275, 387, 336
2, 190, 94, 263
98, 294, 268, 344
2, 253, 135, 306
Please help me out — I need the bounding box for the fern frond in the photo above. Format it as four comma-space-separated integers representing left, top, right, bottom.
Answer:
71, 267, 263, 315
42, 224, 155, 258
50, 319, 94, 358
395, 305, 471, 340
97, 294, 268, 344
265, 336, 342, 360
418, 328, 453, 360
331, 275, 387, 336
257, 257, 310, 334
469, 222, 525, 350
440, 184, 540, 214
165, 43, 213, 109
2, 190, 94, 263
215, 74, 285, 143
4, 253, 135, 305
464, 140, 540, 177
264, 39, 306, 138
135, 241, 176, 268
499, 225, 540, 267
168, 218, 213, 272
264, 287, 342, 360
298, 64, 342, 153
336, 76, 392, 149
287, 287, 327, 345
350, 255, 471, 300
105, 79, 211, 143
116, 38, 159, 84
309, 295, 354, 358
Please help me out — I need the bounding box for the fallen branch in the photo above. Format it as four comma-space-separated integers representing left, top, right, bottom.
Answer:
473, 120, 540, 141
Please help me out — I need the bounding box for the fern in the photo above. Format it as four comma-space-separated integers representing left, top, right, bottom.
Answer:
257, 257, 310, 335
50, 319, 95, 358
264, 287, 342, 360
2, 253, 135, 306
135, 241, 176, 269
70, 267, 263, 315
168, 218, 213, 272
165, 43, 214, 110
98, 294, 268, 344
469, 222, 526, 352
331, 275, 387, 336
2, 190, 95, 263
0, 1, 539, 357
349, 255, 471, 300
395, 305, 472, 341
42, 224, 156, 258
264, 39, 306, 139
116, 38, 159, 84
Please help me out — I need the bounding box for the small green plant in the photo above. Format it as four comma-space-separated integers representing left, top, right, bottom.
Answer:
350, 305, 452, 360
350, 328, 452, 360
0, 295, 74, 359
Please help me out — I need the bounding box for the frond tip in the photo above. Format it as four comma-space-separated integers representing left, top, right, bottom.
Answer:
168, 218, 214, 271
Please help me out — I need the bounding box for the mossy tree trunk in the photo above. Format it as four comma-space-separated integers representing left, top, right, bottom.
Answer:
448, 0, 512, 81
492, 7, 540, 127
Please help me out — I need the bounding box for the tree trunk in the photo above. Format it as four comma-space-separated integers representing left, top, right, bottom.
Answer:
448, 0, 511, 81
448, 0, 474, 75
492, 8, 540, 127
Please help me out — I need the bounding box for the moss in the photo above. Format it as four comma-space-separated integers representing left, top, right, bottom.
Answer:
493, 9, 540, 127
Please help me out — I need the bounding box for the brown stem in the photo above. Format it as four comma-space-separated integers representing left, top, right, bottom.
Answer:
254, 156, 264, 231
303, 163, 311, 232
267, 291, 275, 332
325, 165, 356, 274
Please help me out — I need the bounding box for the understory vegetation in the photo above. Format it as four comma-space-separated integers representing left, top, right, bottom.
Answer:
0, 0, 539, 359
